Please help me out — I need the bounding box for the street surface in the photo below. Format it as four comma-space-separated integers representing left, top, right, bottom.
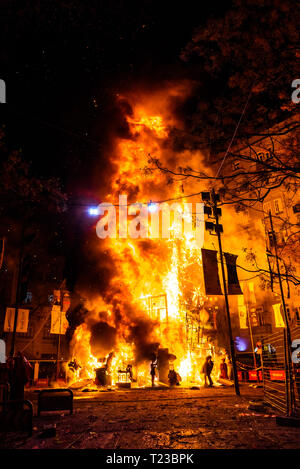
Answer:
1, 384, 300, 449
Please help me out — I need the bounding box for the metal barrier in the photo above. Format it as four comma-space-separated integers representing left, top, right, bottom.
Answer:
37, 388, 73, 416
262, 325, 300, 417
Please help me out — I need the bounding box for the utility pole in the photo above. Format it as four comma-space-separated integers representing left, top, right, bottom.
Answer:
10, 223, 25, 357
212, 190, 240, 396
56, 285, 64, 381
56, 307, 62, 381
268, 211, 294, 415
202, 190, 240, 396
245, 300, 258, 379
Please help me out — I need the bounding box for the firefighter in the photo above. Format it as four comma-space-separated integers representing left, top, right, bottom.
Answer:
168, 366, 181, 386
168, 367, 177, 386
202, 355, 214, 387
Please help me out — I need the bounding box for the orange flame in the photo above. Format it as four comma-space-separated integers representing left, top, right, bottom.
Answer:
69, 88, 225, 388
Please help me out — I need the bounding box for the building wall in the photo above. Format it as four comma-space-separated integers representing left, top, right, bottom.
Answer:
210, 115, 300, 352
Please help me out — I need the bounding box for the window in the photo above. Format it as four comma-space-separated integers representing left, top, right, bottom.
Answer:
293, 203, 300, 214
273, 198, 283, 214
263, 201, 272, 217
232, 160, 240, 171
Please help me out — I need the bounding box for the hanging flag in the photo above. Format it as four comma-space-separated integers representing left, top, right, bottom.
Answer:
201, 249, 222, 295
4, 307, 15, 332
4, 307, 29, 332
237, 295, 248, 329
272, 303, 285, 328
50, 305, 69, 334
16, 309, 29, 333
224, 253, 242, 295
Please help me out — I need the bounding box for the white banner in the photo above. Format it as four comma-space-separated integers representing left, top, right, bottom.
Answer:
237, 295, 248, 329
4, 307, 29, 333
50, 305, 69, 334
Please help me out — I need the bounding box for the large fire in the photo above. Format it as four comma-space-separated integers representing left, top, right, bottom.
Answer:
68, 86, 227, 389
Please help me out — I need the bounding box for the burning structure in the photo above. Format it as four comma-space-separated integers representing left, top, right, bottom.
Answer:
67, 84, 229, 388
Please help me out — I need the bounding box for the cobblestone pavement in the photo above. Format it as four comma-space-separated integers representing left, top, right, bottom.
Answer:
1, 384, 300, 449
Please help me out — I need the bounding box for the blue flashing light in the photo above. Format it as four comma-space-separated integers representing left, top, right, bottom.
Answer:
235, 336, 249, 352
88, 207, 100, 216
148, 202, 158, 213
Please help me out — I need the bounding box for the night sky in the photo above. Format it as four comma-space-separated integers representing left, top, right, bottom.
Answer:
0, 1, 232, 294
1, 1, 232, 191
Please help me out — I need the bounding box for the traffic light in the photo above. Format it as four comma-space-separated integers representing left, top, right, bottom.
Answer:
201, 192, 211, 202
205, 221, 215, 232
268, 230, 276, 247
204, 206, 212, 216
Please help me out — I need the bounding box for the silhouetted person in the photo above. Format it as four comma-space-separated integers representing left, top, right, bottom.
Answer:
226, 355, 233, 380
126, 364, 133, 381
150, 359, 157, 387
202, 355, 214, 387
168, 367, 181, 386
